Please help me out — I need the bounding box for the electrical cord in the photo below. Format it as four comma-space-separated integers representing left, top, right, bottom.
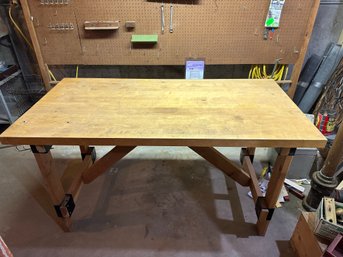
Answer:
0, 145, 14, 150
8, 4, 33, 49
249, 64, 287, 81
0, 145, 54, 152
48, 69, 57, 81
76, 65, 79, 78
284, 66, 289, 81
9, 2, 57, 82
0, 145, 30, 152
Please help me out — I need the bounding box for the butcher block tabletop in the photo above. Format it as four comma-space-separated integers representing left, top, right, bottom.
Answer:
0, 78, 327, 148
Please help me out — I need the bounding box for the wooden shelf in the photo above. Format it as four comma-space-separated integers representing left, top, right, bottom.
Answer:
84, 21, 119, 30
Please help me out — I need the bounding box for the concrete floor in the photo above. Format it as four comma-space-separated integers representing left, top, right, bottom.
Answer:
0, 146, 303, 257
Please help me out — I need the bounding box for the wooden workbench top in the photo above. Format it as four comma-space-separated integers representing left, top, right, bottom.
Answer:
0, 78, 327, 148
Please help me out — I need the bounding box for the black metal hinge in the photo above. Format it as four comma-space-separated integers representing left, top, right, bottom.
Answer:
30, 145, 52, 154
255, 197, 275, 221
54, 194, 75, 218
81, 147, 96, 163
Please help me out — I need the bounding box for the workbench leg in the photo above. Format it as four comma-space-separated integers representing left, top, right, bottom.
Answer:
80, 145, 96, 163
82, 146, 136, 184
31, 145, 72, 232
240, 147, 256, 164
256, 148, 295, 235
190, 146, 251, 187
66, 146, 96, 201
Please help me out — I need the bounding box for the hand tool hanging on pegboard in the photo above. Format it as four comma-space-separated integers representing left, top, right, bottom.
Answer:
169, 1, 173, 33
161, 1, 165, 34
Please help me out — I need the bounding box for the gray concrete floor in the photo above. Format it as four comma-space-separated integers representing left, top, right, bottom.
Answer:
0, 146, 303, 257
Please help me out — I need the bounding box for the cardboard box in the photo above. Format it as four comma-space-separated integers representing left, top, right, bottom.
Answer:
314, 199, 343, 240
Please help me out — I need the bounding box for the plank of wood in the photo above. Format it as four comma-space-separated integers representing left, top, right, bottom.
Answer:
33, 146, 71, 231
276, 80, 292, 85
243, 156, 262, 202
265, 149, 293, 208
0, 79, 327, 148
66, 146, 94, 201
290, 212, 325, 257
256, 209, 270, 236
34, 149, 65, 204
190, 147, 251, 187
284, 178, 305, 193
82, 146, 135, 184
288, 0, 320, 99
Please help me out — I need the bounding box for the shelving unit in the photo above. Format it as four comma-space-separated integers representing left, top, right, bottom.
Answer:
0, 5, 46, 124
0, 68, 22, 124
0, 66, 33, 124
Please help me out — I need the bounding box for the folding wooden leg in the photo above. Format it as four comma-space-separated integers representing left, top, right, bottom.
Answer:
242, 156, 262, 203
31, 145, 72, 232
82, 146, 136, 184
190, 146, 251, 186
240, 147, 256, 164
79, 145, 96, 163
67, 146, 95, 201
255, 148, 295, 235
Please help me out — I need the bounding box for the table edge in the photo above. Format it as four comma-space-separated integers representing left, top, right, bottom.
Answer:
0, 136, 327, 149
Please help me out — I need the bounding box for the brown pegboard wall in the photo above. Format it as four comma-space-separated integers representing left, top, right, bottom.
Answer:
28, 0, 313, 65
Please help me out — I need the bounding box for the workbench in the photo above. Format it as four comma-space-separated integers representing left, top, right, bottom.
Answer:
0, 78, 327, 235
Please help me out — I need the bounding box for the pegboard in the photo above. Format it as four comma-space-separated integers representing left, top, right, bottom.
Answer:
27, 0, 314, 65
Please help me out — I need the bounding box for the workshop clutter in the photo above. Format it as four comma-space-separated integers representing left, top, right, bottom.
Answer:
291, 197, 343, 256
248, 164, 306, 206
315, 197, 343, 241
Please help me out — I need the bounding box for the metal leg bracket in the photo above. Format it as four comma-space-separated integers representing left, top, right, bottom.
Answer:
240, 147, 255, 164
81, 147, 96, 163
30, 145, 52, 154
54, 194, 75, 218
255, 197, 275, 221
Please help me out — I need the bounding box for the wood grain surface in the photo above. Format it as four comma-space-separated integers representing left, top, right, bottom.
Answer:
0, 78, 326, 147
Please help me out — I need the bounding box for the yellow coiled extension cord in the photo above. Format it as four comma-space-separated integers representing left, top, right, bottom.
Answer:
249, 64, 288, 81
